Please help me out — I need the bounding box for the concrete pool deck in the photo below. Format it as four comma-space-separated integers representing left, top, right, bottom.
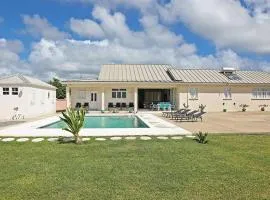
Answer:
0, 113, 191, 137
156, 111, 270, 134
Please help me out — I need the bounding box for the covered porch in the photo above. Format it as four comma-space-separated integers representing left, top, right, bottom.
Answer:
65, 83, 178, 113
138, 88, 176, 111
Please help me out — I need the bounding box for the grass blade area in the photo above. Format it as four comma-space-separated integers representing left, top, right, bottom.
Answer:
0, 135, 269, 200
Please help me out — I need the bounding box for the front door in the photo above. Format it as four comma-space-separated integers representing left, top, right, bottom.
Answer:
89, 92, 98, 110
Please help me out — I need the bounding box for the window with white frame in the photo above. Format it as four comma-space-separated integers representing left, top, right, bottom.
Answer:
189, 88, 198, 99
224, 88, 232, 99
12, 88, 18, 95
3, 87, 9, 95
78, 91, 86, 99
112, 89, 126, 99
252, 88, 270, 99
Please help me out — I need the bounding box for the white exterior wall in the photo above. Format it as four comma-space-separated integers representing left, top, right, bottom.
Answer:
70, 87, 135, 110
104, 87, 134, 109
68, 83, 270, 112
177, 85, 270, 112
70, 87, 102, 110
0, 86, 56, 120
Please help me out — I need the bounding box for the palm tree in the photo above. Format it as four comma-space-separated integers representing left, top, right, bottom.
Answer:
60, 108, 85, 144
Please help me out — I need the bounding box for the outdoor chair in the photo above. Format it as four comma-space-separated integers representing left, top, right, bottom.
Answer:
83, 102, 89, 111
162, 108, 185, 118
116, 102, 121, 108
121, 103, 127, 110
152, 104, 159, 111
108, 102, 114, 111
129, 102, 134, 108
75, 102, 81, 109
171, 109, 190, 119
170, 104, 176, 110
191, 112, 206, 122
174, 110, 198, 121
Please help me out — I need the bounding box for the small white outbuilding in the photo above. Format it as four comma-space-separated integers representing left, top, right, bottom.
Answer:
0, 74, 56, 121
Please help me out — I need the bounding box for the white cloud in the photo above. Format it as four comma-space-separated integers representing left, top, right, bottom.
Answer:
27, 38, 270, 80
1, 3, 270, 80
22, 14, 70, 40
0, 38, 24, 54
58, 0, 155, 10
0, 38, 30, 75
69, 6, 183, 49
1, 36, 269, 80
244, 0, 270, 23
158, 0, 270, 54
70, 18, 105, 38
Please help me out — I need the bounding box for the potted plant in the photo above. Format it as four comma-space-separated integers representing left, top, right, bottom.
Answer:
259, 104, 268, 111
239, 104, 249, 112
199, 104, 206, 112
222, 102, 227, 112
183, 103, 189, 108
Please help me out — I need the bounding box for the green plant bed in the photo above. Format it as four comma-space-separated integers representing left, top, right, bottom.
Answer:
0, 135, 269, 200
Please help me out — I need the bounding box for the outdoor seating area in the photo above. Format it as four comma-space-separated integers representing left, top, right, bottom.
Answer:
149, 102, 175, 111
108, 102, 134, 112
75, 102, 90, 111
162, 108, 206, 122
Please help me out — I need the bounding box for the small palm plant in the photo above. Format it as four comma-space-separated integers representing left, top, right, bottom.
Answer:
195, 131, 208, 144
199, 104, 206, 112
60, 108, 85, 144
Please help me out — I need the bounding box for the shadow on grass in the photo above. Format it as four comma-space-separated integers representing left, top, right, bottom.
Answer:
57, 137, 76, 144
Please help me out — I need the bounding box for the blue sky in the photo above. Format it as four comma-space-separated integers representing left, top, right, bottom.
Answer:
0, 0, 270, 79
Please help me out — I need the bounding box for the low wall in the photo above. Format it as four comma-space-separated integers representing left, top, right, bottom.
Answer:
56, 99, 67, 112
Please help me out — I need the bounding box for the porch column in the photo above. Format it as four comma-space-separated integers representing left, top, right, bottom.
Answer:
134, 87, 138, 113
101, 88, 105, 111
176, 88, 181, 110
177, 92, 181, 110
66, 86, 71, 108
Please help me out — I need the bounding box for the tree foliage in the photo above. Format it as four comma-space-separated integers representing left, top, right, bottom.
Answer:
49, 78, 66, 99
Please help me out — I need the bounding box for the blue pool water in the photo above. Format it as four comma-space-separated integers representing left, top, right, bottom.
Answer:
40, 116, 149, 128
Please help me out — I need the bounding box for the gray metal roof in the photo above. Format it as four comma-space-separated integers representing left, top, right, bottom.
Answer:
168, 68, 270, 84
64, 64, 270, 85
98, 64, 173, 82
0, 74, 56, 90
167, 68, 229, 83
228, 71, 270, 84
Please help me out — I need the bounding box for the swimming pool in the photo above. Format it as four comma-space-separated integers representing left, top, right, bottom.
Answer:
40, 115, 149, 129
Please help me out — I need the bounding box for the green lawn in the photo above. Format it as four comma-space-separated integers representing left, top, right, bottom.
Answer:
0, 135, 269, 200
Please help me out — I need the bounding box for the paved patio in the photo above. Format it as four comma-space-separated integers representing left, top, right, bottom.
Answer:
0, 113, 190, 137
156, 112, 270, 134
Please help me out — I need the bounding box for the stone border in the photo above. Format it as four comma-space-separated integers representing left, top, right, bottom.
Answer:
0, 135, 194, 143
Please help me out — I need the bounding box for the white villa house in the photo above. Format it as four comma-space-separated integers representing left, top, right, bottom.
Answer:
63, 64, 270, 112
0, 74, 56, 120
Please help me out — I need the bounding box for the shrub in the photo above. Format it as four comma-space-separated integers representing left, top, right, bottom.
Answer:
195, 131, 208, 144
239, 104, 249, 112
259, 104, 268, 111
60, 108, 85, 144
199, 104, 206, 112
183, 103, 189, 108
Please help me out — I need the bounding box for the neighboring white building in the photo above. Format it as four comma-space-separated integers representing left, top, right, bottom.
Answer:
0, 74, 56, 121
63, 64, 270, 112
